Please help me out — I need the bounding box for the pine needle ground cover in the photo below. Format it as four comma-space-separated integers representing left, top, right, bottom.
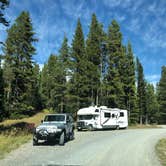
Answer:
156, 139, 166, 166
0, 110, 49, 159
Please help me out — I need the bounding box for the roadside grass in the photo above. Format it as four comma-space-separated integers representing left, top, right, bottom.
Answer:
0, 109, 50, 127
128, 124, 160, 129
156, 139, 166, 166
0, 109, 50, 159
0, 134, 31, 159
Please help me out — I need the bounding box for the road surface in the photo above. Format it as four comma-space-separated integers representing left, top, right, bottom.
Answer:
0, 128, 166, 166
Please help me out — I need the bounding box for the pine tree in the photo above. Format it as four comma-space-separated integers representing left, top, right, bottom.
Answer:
40, 63, 49, 108
106, 20, 125, 108
41, 54, 66, 112
30, 64, 42, 111
59, 35, 72, 112
0, 0, 9, 26
0, 0, 9, 121
157, 66, 166, 124
3, 11, 37, 118
70, 18, 90, 111
145, 83, 159, 124
86, 14, 105, 105
0, 60, 4, 121
123, 42, 138, 123
59, 35, 70, 70
136, 58, 146, 124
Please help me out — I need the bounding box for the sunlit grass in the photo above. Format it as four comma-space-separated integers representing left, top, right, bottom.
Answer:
0, 109, 51, 159
0, 134, 31, 159
0, 109, 50, 127
156, 139, 166, 166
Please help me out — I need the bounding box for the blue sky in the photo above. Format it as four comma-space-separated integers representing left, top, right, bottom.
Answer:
0, 0, 165, 85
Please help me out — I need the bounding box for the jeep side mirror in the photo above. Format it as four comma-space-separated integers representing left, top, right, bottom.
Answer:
66, 119, 69, 123
41, 120, 43, 123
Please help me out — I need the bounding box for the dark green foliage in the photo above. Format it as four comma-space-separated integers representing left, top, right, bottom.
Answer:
0, 0, 9, 26
3, 11, 37, 118
157, 66, 166, 124
136, 58, 146, 124
59, 35, 70, 69
145, 83, 159, 124
0, 0, 9, 121
0, 11, 161, 124
41, 55, 66, 112
30, 64, 42, 111
106, 20, 125, 108
86, 14, 106, 105
123, 43, 138, 123
59, 36, 73, 112
69, 18, 91, 111
0, 61, 4, 121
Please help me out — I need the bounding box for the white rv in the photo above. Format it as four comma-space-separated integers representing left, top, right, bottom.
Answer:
77, 106, 128, 131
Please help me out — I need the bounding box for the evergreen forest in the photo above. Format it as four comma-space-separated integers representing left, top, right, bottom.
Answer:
0, 1, 166, 124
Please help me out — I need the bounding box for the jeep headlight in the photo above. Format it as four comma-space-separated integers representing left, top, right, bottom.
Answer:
36, 127, 41, 132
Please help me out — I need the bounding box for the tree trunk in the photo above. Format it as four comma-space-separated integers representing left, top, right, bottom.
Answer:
145, 113, 148, 125
140, 114, 143, 125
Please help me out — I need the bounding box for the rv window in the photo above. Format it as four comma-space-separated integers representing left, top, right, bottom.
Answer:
95, 109, 99, 112
120, 112, 124, 117
104, 113, 111, 118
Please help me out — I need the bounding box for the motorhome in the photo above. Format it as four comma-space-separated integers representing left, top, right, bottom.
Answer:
77, 106, 128, 131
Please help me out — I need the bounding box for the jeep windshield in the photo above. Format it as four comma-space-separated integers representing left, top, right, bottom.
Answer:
78, 115, 94, 120
44, 115, 65, 122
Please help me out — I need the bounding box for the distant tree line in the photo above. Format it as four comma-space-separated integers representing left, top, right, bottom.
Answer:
0, 6, 165, 124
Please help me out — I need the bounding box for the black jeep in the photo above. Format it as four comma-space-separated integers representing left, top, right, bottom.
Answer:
33, 113, 75, 146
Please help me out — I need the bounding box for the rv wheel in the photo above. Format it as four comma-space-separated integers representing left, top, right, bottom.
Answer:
88, 125, 94, 131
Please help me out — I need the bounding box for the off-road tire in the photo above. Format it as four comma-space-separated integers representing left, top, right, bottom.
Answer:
33, 138, 38, 146
69, 129, 74, 140
59, 131, 65, 146
88, 124, 94, 131
77, 128, 82, 131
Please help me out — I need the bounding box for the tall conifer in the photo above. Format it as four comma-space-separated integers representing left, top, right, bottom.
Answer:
106, 20, 125, 108
4, 11, 37, 118
157, 66, 166, 123
136, 58, 146, 124
70, 18, 90, 110
86, 14, 105, 105
123, 42, 138, 123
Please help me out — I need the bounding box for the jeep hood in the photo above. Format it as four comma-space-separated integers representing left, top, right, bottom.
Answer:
37, 122, 65, 129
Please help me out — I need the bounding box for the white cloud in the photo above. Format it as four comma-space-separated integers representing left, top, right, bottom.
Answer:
103, 0, 132, 8
114, 14, 126, 22
146, 74, 160, 81
145, 74, 160, 87
146, 74, 160, 86
143, 22, 166, 48
127, 17, 141, 32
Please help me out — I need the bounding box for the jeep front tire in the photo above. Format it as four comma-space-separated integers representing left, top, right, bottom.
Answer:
59, 131, 65, 146
33, 137, 38, 146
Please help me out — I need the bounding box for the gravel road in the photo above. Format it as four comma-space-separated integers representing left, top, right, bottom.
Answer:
0, 128, 166, 166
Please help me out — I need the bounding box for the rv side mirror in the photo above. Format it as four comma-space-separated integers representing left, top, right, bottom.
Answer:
41, 120, 43, 123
